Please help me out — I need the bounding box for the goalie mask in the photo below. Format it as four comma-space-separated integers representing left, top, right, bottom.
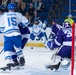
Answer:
63, 21, 71, 28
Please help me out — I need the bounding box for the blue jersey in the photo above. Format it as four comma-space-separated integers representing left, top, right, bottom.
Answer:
51, 27, 72, 49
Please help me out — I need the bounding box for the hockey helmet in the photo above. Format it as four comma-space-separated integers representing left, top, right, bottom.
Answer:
8, 3, 16, 10
34, 18, 39, 21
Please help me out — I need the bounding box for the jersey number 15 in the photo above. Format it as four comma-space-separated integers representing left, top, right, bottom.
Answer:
8, 17, 17, 26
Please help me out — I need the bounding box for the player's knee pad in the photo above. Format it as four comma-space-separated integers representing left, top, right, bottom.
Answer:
50, 55, 61, 65
14, 47, 23, 57
4, 51, 12, 64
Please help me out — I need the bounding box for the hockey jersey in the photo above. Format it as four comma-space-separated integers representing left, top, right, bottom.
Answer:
32, 20, 46, 35
19, 25, 30, 39
50, 24, 62, 39
0, 12, 29, 36
51, 27, 72, 49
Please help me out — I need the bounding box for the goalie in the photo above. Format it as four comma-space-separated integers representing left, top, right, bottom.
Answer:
45, 21, 72, 70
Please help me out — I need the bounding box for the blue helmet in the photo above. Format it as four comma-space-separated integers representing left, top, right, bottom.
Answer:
34, 18, 39, 21
8, 3, 16, 10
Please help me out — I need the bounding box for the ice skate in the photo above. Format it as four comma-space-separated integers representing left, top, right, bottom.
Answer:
19, 57, 25, 66
12, 58, 20, 67
11, 58, 20, 70
46, 55, 61, 70
0, 63, 12, 71
46, 62, 61, 70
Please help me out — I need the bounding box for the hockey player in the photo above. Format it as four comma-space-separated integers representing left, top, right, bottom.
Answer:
46, 21, 72, 70
11, 25, 30, 67
0, 3, 29, 71
0, 6, 5, 33
49, 19, 62, 39
30, 18, 47, 42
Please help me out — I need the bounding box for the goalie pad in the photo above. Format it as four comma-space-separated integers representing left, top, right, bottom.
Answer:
61, 58, 70, 68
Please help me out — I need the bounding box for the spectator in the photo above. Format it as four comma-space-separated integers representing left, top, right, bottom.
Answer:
32, 0, 37, 8
37, 0, 43, 13
22, 0, 32, 3
17, 0, 23, 12
0, 0, 2, 5
28, 3, 35, 23
11, 0, 18, 3
2, 0, 9, 6
19, 2, 27, 15
11, 0, 18, 8
15, 0, 20, 3
25, 12, 30, 21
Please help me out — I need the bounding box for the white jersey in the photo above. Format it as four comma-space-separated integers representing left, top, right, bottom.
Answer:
32, 20, 46, 35
0, 12, 29, 36
0, 15, 5, 32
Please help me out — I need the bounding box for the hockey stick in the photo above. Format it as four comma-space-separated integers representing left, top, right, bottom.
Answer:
0, 48, 4, 54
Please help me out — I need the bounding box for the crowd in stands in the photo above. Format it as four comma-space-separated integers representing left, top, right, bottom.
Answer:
0, 0, 48, 25
0, 0, 75, 26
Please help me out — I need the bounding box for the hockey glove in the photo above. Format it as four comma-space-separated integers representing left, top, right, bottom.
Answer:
47, 41, 54, 50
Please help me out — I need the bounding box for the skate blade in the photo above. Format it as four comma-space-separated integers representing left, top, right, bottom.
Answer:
0, 68, 11, 73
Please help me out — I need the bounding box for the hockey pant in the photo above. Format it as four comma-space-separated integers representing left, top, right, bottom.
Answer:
57, 45, 71, 59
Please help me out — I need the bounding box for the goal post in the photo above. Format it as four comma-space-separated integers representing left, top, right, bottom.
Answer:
71, 23, 76, 75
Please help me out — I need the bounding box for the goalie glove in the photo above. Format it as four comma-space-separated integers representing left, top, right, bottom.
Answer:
44, 40, 54, 50
47, 40, 54, 50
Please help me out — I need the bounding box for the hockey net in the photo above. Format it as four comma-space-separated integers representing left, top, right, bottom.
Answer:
71, 23, 76, 75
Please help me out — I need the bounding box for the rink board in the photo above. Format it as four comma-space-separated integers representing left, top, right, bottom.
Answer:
0, 41, 44, 47
0, 27, 50, 47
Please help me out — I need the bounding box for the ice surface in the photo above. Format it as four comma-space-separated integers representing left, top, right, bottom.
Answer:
0, 46, 71, 75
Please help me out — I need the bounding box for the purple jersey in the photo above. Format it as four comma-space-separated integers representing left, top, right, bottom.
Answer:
50, 24, 62, 39
52, 27, 72, 49
51, 24, 62, 35
19, 25, 30, 39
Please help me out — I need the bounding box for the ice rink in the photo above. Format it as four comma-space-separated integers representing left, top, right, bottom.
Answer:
0, 46, 71, 75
